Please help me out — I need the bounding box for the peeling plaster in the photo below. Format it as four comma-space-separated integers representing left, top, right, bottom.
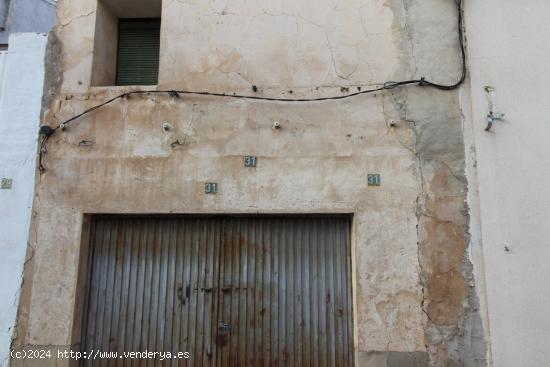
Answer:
13, 0, 487, 366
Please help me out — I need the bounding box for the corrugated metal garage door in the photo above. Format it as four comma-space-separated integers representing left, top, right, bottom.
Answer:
81, 215, 353, 367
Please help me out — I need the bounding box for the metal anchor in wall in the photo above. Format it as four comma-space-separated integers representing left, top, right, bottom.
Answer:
484, 86, 505, 132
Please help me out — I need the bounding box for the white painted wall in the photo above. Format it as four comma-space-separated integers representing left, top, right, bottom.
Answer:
0, 33, 47, 367
463, 2, 550, 366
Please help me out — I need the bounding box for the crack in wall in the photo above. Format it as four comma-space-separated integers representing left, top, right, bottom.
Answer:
168, 1, 367, 85
401, 0, 418, 78
58, 10, 94, 28
324, 29, 358, 81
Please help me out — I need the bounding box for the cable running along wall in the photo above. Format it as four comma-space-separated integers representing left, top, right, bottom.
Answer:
38, 0, 466, 172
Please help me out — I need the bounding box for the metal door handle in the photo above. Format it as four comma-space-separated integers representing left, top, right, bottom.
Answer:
218, 321, 231, 335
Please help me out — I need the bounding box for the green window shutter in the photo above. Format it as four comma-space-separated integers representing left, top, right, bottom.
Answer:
116, 19, 161, 86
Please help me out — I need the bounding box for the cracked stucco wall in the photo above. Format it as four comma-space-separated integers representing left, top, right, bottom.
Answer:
13, 0, 486, 366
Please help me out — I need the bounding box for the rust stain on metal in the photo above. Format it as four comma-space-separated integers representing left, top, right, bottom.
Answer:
81, 215, 354, 366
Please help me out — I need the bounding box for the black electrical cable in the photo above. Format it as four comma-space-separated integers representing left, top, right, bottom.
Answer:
39, 0, 465, 172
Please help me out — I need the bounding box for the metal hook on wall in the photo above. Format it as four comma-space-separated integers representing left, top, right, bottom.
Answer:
484, 86, 505, 132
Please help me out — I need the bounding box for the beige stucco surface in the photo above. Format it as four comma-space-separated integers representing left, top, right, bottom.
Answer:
14, 0, 484, 366
463, 1, 550, 366
90, 0, 117, 86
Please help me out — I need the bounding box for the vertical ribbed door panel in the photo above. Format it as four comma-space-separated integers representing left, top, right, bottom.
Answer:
81, 216, 353, 367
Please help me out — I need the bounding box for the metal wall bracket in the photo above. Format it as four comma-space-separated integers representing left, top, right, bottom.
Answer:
485, 111, 505, 132
484, 86, 505, 132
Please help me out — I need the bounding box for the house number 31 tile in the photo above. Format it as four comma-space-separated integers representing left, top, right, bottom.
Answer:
244, 156, 257, 167
367, 174, 381, 187
205, 182, 218, 194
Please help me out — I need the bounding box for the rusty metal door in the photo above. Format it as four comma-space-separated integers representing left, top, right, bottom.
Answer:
82, 215, 353, 367
215, 216, 354, 367
82, 216, 223, 367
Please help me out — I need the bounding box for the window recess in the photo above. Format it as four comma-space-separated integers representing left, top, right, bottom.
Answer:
91, 0, 162, 86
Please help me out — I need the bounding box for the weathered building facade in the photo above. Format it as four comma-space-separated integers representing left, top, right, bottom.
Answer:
12, 0, 488, 366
